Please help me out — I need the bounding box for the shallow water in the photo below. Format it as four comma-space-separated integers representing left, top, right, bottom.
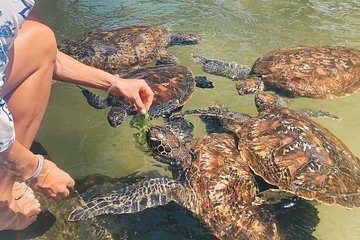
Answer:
16, 0, 360, 239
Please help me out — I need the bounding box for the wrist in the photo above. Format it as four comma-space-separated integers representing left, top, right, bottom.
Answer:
107, 75, 123, 95
23, 155, 45, 180
107, 75, 119, 94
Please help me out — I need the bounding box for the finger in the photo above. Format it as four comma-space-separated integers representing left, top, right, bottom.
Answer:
132, 94, 146, 114
63, 188, 70, 197
56, 188, 70, 200
67, 178, 76, 188
28, 203, 41, 218
139, 84, 154, 110
28, 214, 38, 223
47, 192, 58, 199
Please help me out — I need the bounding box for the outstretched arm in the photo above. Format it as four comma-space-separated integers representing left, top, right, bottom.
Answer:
28, 9, 154, 113
53, 50, 154, 114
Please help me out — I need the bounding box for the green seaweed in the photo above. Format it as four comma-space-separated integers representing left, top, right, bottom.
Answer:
131, 113, 151, 150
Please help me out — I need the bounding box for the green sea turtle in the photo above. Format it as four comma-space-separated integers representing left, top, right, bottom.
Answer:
58, 25, 200, 73
177, 92, 360, 208
68, 128, 281, 239
192, 46, 360, 98
65, 93, 335, 239
79, 64, 213, 127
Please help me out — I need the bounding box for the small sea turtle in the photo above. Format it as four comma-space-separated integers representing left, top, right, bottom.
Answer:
68, 128, 281, 239
58, 25, 200, 73
179, 92, 360, 208
192, 46, 360, 98
79, 64, 213, 127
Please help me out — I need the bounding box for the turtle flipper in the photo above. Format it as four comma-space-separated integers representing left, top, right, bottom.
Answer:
148, 99, 180, 120
155, 51, 180, 66
168, 33, 200, 46
179, 106, 251, 125
164, 115, 194, 144
297, 109, 340, 120
77, 85, 110, 109
68, 178, 196, 221
192, 54, 251, 80
107, 105, 127, 127
170, 106, 251, 134
254, 189, 297, 206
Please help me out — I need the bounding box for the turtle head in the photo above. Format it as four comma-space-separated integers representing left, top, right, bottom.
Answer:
255, 92, 289, 112
147, 126, 193, 177
107, 105, 127, 127
194, 76, 214, 89
235, 77, 264, 95
169, 33, 201, 46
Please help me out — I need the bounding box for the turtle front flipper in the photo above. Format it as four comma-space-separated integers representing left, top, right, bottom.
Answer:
168, 33, 201, 46
68, 178, 197, 221
148, 99, 180, 120
107, 105, 127, 127
296, 109, 340, 120
192, 54, 251, 80
77, 85, 110, 109
155, 50, 180, 66
254, 189, 297, 206
164, 115, 194, 144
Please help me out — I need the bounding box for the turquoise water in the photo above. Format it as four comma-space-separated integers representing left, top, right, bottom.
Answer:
14, 0, 360, 239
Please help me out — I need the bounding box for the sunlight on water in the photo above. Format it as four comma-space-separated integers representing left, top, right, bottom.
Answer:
26, 0, 360, 239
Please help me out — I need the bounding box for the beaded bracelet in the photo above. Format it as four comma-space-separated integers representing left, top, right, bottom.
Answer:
107, 77, 119, 94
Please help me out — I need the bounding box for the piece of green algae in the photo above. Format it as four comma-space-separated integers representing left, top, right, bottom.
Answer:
131, 113, 151, 150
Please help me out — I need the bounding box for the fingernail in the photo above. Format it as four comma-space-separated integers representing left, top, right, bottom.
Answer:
140, 109, 146, 115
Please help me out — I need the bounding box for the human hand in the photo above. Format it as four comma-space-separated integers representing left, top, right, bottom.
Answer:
109, 76, 154, 114
30, 159, 75, 199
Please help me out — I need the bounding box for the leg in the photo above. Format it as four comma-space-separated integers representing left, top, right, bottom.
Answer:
0, 20, 56, 230
2, 20, 57, 147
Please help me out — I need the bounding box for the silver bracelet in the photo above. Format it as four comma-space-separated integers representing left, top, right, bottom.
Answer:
28, 154, 45, 179
16, 155, 47, 200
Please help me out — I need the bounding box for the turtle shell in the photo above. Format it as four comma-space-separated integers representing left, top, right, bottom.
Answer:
239, 107, 360, 208
251, 46, 360, 98
189, 133, 280, 240
59, 25, 171, 73
111, 64, 196, 115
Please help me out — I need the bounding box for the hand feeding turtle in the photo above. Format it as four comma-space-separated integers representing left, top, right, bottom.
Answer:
58, 25, 201, 73
192, 46, 360, 98
79, 64, 213, 127
177, 92, 360, 208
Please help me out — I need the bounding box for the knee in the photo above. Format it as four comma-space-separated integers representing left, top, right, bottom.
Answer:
20, 21, 57, 63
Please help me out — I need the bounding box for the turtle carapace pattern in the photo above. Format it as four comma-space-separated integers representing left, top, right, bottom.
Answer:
59, 25, 201, 73
193, 46, 360, 98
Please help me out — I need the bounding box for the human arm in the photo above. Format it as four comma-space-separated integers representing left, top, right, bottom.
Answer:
53, 51, 154, 113
27, 8, 154, 112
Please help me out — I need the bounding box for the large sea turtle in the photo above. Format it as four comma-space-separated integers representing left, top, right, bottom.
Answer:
65, 92, 336, 239
68, 128, 282, 239
192, 46, 360, 98
58, 25, 200, 73
65, 113, 322, 239
79, 64, 213, 127
178, 92, 360, 208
